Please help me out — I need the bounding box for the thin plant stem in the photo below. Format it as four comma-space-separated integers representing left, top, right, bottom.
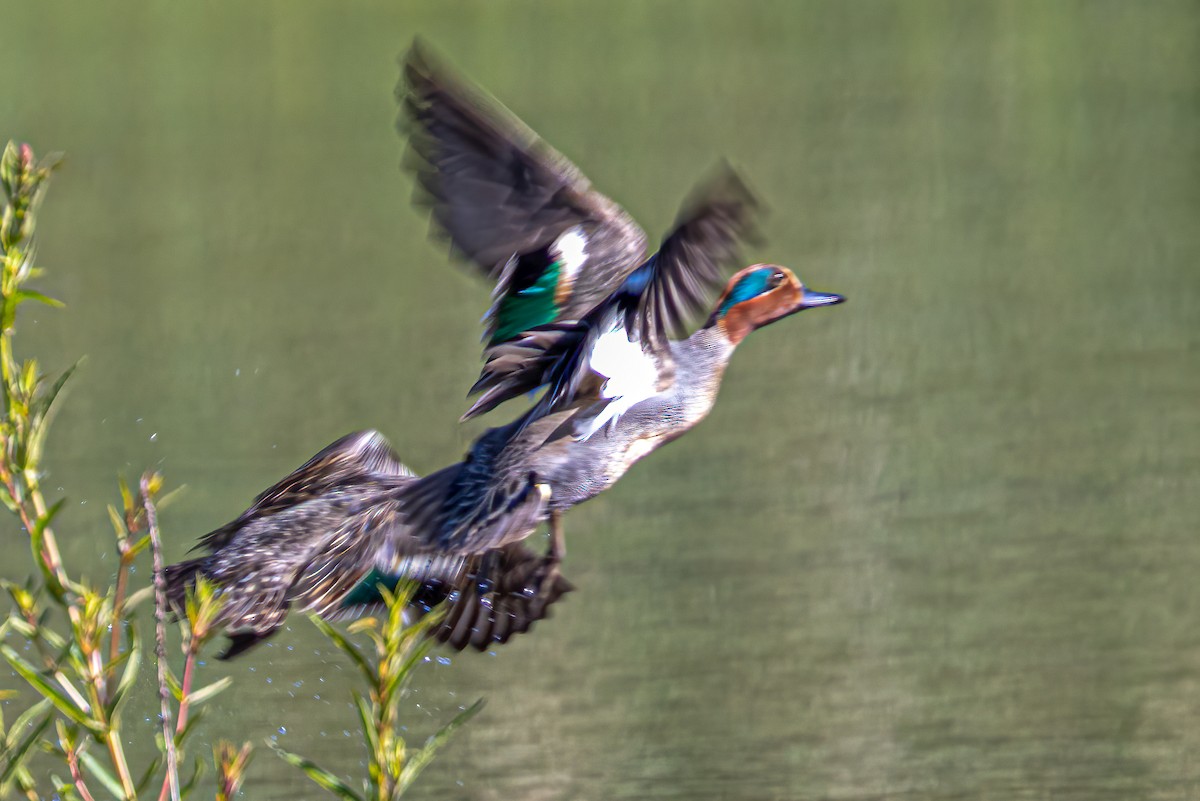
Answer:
144, 476, 181, 801
107, 556, 131, 686
104, 729, 137, 799
83, 674, 136, 800
64, 744, 97, 801
156, 647, 196, 801
175, 647, 196, 736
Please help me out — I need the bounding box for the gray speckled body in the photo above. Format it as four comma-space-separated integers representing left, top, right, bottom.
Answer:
502, 326, 736, 511
164, 431, 573, 656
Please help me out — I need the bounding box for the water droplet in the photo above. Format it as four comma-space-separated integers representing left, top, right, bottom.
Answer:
278, 726, 286, 735
150, 432, 157, 442
436, 656, 452, 666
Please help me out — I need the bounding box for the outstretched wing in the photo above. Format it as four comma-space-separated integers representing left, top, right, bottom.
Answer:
627, 164, 760, 348
401, 40, 648, 341
392, 417, 555, 552
304, 540, 574, 653
197, 430, 413, 552
461, 164, 760, 423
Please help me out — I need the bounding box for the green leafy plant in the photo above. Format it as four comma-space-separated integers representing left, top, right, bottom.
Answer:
272, 586, 483, 801
0, 141, 480, 799
0, 142, 238, 800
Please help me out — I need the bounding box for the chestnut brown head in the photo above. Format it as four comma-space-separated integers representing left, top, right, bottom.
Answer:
710, 264, 844, 344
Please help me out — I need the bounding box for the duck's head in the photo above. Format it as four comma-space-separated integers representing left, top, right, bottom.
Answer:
709, 264, 844, 344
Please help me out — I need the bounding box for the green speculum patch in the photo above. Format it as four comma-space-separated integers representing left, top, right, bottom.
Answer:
490, 260, 562, 343
341, 568, 404, 607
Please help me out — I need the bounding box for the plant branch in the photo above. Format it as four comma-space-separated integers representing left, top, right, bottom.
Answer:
144, 474, 181, 801
64, 744, 97, 801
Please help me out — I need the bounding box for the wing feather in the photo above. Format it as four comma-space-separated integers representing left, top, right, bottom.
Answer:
401, 40, 647, 303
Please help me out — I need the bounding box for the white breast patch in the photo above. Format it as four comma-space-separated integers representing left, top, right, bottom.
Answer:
578, 322, 659, 440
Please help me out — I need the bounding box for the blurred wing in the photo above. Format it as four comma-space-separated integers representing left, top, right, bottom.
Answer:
461, 324, 591, 421
626, 164, 761, 347
411, 542, 575, 652
197, 430, 412, 552
289, 509, 572, 652
395, 420, 552, 552
401, 40, 648, 334
460, 165, 760, 421
284, 492, 414, 620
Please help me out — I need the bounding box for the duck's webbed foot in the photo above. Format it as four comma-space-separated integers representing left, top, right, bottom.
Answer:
525, 511, 566, 612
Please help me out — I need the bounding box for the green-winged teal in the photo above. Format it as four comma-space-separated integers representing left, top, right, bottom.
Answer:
397, 43, 844, 561
165, 42, 843, 656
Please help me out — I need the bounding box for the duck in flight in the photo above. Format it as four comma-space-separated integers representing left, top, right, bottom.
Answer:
164, 41, 844, 657
397, 41, 845, 567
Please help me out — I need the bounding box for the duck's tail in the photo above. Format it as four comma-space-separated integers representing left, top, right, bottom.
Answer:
163, 556, 211, 616
163, 555, 271, 659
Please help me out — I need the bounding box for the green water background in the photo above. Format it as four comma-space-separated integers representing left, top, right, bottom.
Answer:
2, 1, 1199, 798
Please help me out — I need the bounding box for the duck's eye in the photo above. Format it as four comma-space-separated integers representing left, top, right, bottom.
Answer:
767, 271, 786, 288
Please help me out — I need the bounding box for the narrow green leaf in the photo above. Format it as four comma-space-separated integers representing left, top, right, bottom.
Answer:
7, 698, 52, 745
181, 754, 205, 798
107, 504, 126, 540
50, 774, 72, 797
28, 498, 67, 603
155, 484, 187, 511
175, 705, 207, 746
78, 748, 125, 799
123, 585, 153, 611
11, 764, 38, 797
0, 646, 99, 733
386, 638, 434, 703
107, 625, 141, 720
125, 533, 151, 559
6, 617, 35, 639
31, 358, 80, 432
351, 692, 379, 761
134, 755, 161, 794
308, 616, 373, 685
270, 744, 363, 801
396, 698, 485, 794
13, 289, 63, 309
0, 712, 50, 786
117, 475, 132, 515
32, 610, 67, 653
184, 676, 232, 708
20, 359, 38, 395
164, 665, 182, 701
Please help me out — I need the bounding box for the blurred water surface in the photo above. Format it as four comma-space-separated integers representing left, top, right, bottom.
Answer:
2, 1, 1199, 799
